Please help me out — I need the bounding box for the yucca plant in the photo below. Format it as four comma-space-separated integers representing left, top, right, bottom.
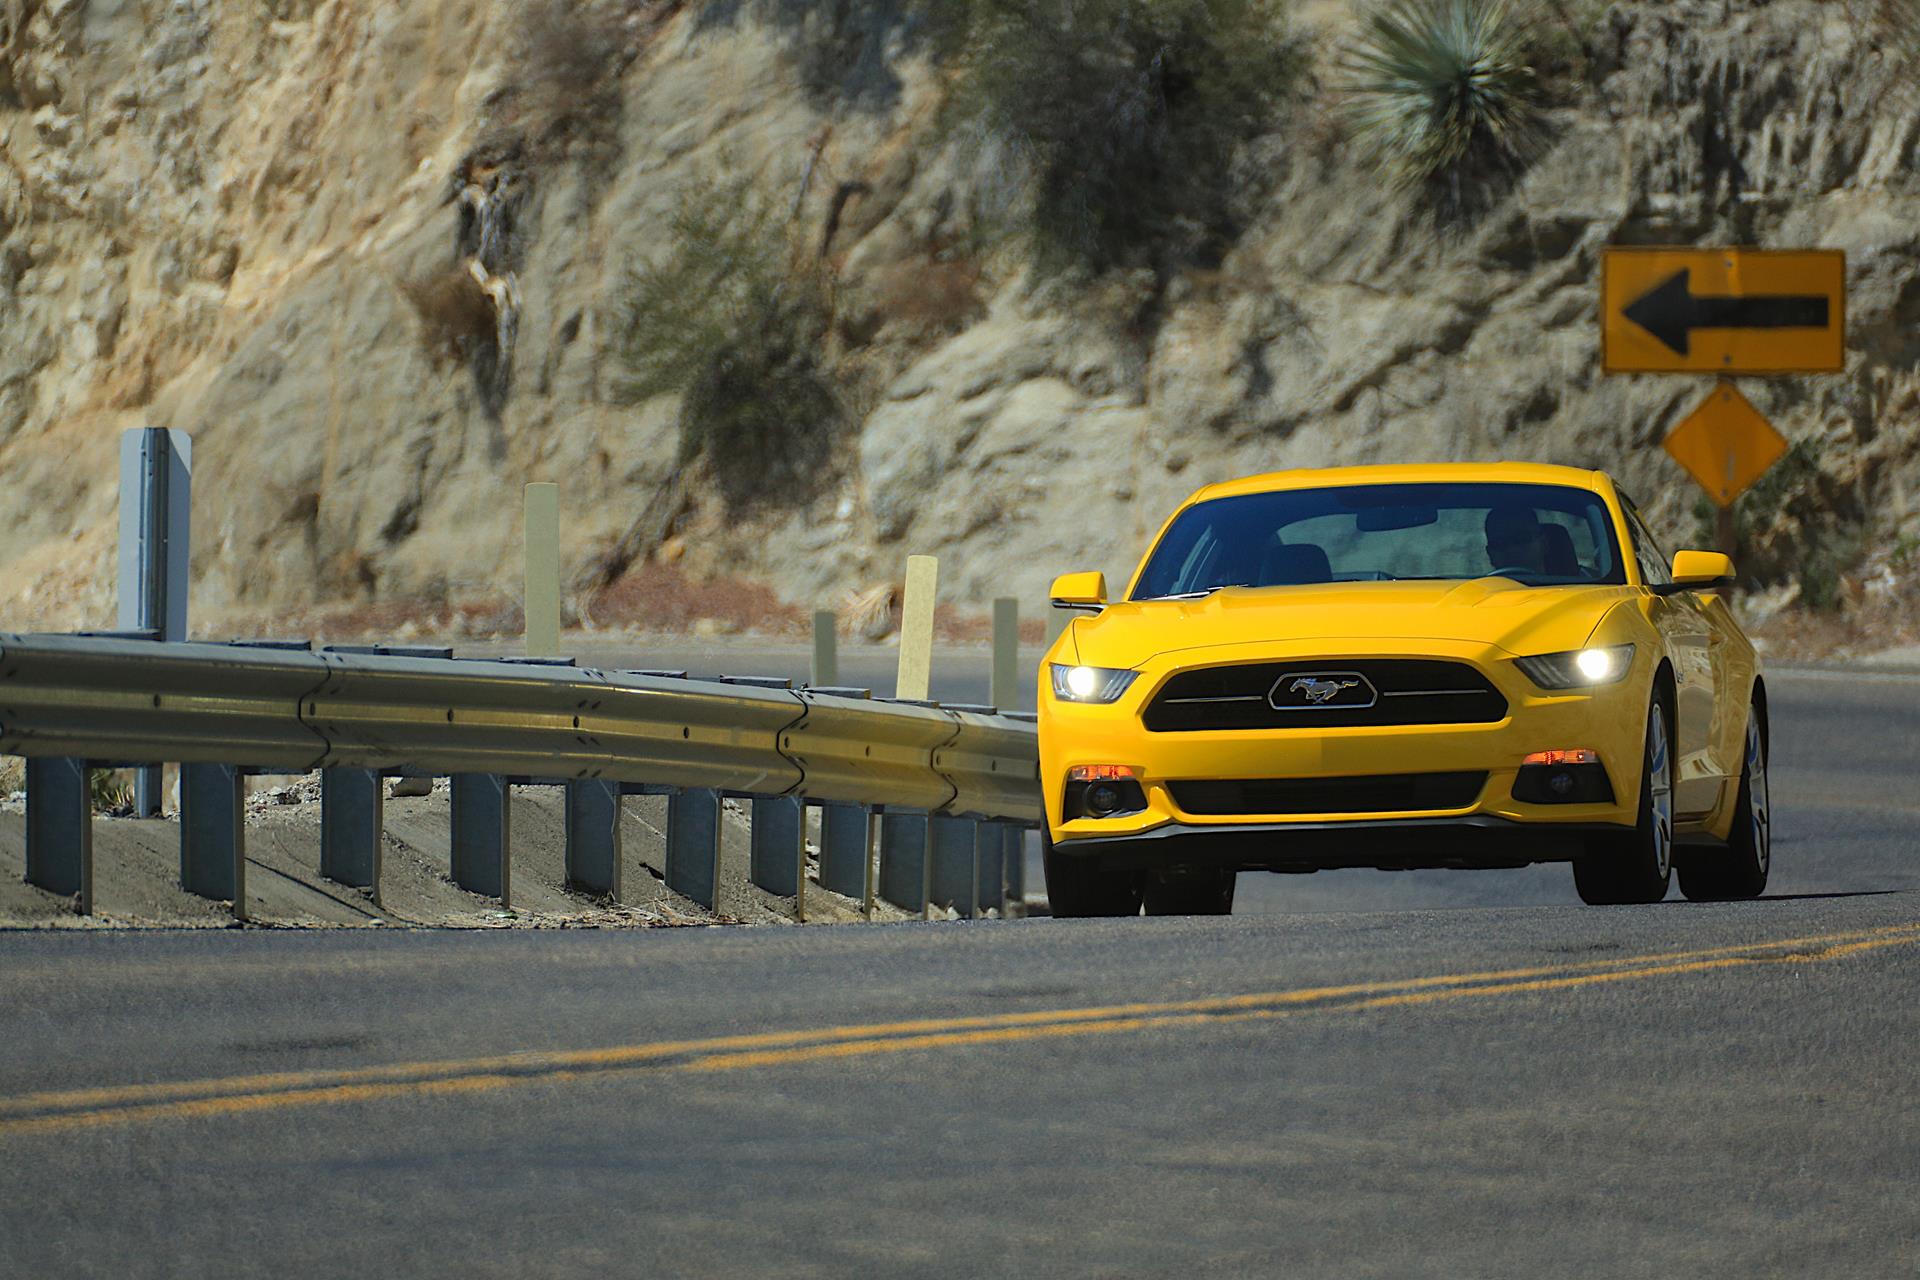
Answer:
1343, 0, 1542, 207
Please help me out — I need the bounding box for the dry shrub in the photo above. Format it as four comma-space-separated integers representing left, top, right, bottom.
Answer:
515, 0, 627, 155
875, 256, 984, 336
586, 561, 809, 636
401, 268, 497, 366
0, 756, 23, 796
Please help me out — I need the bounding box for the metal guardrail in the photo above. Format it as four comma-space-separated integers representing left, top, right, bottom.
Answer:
0, 633, 1040, 922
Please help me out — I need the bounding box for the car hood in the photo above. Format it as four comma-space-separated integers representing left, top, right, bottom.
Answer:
1069, 580, 1634, 668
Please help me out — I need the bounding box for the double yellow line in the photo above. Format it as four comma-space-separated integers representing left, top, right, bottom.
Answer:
4, 922, 1915, 1139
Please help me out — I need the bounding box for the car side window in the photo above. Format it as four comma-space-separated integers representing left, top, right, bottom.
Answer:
1622, 504, 1672, 586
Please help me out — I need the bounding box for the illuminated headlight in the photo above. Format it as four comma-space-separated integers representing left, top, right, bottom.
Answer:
1049, 663, 1139, 704
1514, 644, 1636, 690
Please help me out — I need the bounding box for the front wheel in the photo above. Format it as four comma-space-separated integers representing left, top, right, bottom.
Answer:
1574, 697, 1674, 905
1042, 831, 1143, 917
1677, 709, 1770, 901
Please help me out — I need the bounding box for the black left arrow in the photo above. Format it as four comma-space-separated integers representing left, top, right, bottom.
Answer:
1622, 268, 1830, 357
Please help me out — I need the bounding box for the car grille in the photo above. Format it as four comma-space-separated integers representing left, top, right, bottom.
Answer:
1170, 772, 1489, 816
1142, 659, 1507, 731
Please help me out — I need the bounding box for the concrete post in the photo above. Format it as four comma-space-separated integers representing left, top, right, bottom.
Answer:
878, 810, 930, 915
666, 788, 723, 910
928, 814, 978, 919
565, 779, 622, 899
451, 774, 511, 905
976, 821, 1008, 914
180, 762, 245, 920
749, 795, 806, 912
320, 767, 383, 895
818, 802, 870, 903
25, 758, 91, 915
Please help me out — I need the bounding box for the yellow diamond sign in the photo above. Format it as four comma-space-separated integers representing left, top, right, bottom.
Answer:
1663, 381, 1789, 508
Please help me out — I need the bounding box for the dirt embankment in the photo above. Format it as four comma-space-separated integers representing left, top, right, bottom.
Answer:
0, 1, 1915, 658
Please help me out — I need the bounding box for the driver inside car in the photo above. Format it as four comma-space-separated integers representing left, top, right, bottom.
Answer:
1484, 505, 1551, 577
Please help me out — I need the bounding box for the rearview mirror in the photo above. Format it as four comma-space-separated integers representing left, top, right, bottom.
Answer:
1655, 550, 1736, 595
1050, 571, 1108, 611
1355, 505, 1438, 532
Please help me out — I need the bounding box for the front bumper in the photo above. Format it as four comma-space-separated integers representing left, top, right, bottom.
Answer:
1054, 815, 1631, 873
1040, 636, 1649, 862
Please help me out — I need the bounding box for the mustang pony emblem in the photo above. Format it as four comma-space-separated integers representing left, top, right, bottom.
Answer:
1289, 676, 1361, 704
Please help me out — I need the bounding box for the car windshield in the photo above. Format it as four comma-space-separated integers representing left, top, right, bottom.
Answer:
1130, 482, 1627, 599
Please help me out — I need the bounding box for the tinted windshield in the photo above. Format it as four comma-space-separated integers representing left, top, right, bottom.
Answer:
1131, 483, 1626, 599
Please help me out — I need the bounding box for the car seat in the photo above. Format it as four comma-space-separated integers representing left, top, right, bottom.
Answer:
1259, 543, 1334, 586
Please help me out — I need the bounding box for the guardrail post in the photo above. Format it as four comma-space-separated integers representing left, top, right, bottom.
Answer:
118, 427, 191, 815
320, 767, 383, 895
749, 795, 806, 916
878, 810, 930, 915
1005, 826, 1029, 907
24, 758, 91, 914
976, 821, 1007, 915
565, 779, 622, 900
666, 788, 723, 910
928, 814, 978, 919
817, 802, 869, 903
180, 762, 245, 920
811, 611, 838, 687
451, 774, 511, 905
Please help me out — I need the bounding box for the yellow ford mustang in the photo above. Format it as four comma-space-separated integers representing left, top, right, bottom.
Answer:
1039, 462, 1770, 916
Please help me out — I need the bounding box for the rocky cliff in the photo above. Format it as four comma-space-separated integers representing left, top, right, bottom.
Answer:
2, 0, 1916, 646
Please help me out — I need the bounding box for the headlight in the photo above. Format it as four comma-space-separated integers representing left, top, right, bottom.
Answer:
1049, 663, 1139, 704
1514, 644, 1636, 690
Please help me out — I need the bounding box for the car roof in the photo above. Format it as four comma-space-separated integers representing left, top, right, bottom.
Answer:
1188, 462, 1612, 505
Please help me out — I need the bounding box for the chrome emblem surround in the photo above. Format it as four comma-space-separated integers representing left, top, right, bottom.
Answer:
1270, 671, 1378, 710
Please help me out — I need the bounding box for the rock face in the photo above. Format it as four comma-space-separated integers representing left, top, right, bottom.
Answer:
0, 0, 1916, 634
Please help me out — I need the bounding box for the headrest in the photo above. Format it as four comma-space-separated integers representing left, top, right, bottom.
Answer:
1260, 543, 1333, 586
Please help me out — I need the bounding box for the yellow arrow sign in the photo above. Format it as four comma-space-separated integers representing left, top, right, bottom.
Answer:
1603, 248, 1846, 374
1663, 381, 1789, 508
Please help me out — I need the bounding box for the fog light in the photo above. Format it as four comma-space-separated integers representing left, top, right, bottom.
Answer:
1513, 749, 1615, 806
1064, 765, 1146, 820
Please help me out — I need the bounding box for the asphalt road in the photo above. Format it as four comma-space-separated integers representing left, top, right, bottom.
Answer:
0, 668, 1915, 1276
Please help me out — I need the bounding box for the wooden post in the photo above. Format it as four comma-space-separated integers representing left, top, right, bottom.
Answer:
896, 555, 938, 701
524, 483, 560, 657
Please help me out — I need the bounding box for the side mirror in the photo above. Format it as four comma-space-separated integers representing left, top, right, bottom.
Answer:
1049, 571, 1108, 611
1655, 550, 1736, 595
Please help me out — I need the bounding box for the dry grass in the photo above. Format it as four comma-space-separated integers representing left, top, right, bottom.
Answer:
874, 255, 985, 337
400, 268, 497, 366
585, 562, 810, 637
1747, 585, 1920, 664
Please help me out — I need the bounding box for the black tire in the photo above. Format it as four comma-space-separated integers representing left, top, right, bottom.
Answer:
1042, 831, 1143, 917
1677, 709, 1770, 902
1143, 870, 1237, 916
1574, 696, 1675, 906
